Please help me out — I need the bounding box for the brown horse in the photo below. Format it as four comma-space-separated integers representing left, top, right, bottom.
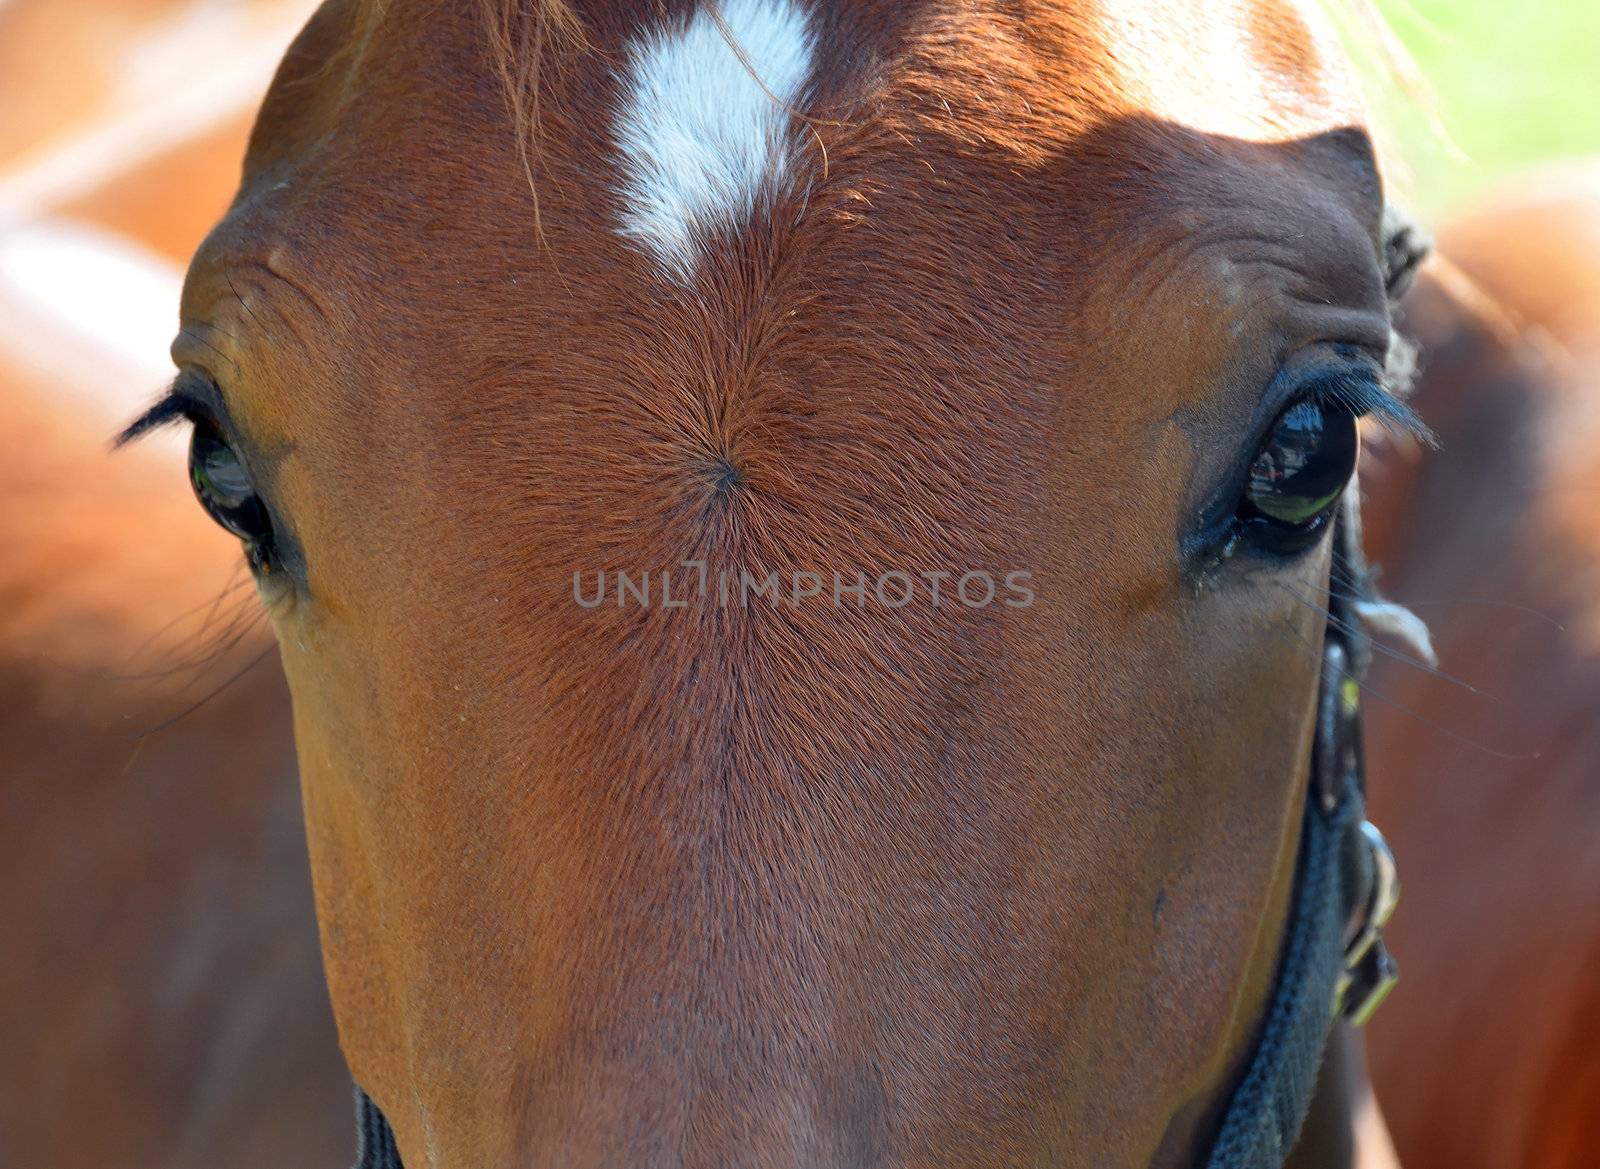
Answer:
118, 2, 1427, 1165
1362, 163, 1600, 1169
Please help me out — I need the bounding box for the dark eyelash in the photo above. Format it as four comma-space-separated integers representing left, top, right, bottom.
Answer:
1298, 365, 1433, 445
115, 392, 191, 447
114, 373, 221, 447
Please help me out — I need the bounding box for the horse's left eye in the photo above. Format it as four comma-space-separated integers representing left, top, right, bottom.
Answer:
1238, 398, 1359, 552
189, 426, 274, 554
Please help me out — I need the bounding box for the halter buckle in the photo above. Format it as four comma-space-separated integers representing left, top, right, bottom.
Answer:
1334, 820, 1401, 1024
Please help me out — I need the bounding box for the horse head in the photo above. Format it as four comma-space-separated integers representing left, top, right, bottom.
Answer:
123, 2, 1423, 1164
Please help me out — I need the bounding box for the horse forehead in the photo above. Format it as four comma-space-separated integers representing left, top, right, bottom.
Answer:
242, 0, 1364, 200
590, 0, 1358, 128
525, 0, 1360, 164
1081, 0, 1363, 140
201, 0, 1376, 371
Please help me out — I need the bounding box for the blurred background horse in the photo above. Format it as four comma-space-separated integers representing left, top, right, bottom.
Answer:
1362, 163, 1600, 1169
0, 2, 347, 1166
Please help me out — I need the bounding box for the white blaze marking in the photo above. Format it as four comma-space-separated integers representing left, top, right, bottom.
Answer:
612, 0, 815, 281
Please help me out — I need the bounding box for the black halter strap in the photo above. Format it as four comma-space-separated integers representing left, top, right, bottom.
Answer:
353, 1085, 403, 1169
348, 504, 1400, 1169
1202, 498, 1400, 1168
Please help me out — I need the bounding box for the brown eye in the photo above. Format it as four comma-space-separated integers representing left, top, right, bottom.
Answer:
189, 426, 273, 551
1239, 398, 1360, 549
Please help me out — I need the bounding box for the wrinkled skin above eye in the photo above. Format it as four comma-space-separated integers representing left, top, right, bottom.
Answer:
1244, 400, 1360, 526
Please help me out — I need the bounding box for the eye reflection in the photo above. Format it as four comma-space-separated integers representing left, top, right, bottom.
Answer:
1244, 399, 1360, 527
189, 427, 274, 550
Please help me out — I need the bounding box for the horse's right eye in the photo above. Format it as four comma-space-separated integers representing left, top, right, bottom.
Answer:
189, 426, 274, 554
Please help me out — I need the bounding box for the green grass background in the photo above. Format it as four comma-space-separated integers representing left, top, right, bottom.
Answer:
1369, 0, 1600, 215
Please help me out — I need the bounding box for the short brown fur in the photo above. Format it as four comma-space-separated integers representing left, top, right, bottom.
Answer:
167, 2, 1406, 1165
